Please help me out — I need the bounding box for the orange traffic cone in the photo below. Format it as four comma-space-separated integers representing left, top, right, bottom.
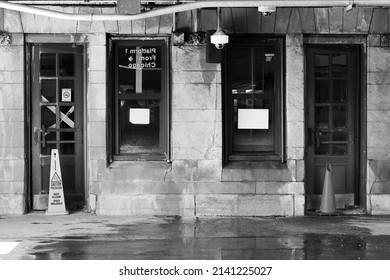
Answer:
320, 164, 336, 214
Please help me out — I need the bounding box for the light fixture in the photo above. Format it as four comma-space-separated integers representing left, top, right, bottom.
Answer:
210, 7, 229, 49
258, 6, 276, 17
345, 1, 356, 12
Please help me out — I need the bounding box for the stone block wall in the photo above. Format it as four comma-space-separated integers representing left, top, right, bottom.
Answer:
0, 33, 26, 214
367, 37, 390, 214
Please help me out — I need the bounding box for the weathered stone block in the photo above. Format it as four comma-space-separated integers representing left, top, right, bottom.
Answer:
172, 121, 214, 148
196, 194, 294, 216
367, 123, 390, 148
96, 194, 195, 216
0, 121, 24, 147
368, 47, 390, 72
367, 72, 390, 85
88, 109, 105, 122
367, 147, 390, 161
370, 182, 390, 194
222, 162, 293, 182
256, 182, 305, 195
132, 19, 146, 34
0, 71, 24, 84
172, 83, 217, 110
196, 182, 256, 194
172, 70, 219, 84
197, 160, 222, 181
172, 109, 216, 123
118, 20, 132, 34
89, 71, 106, 84
0, 194, 26, 214
169, 160, 197, 182
0, 84, 24, 109
367, 160, 390, 181
0, 181, 24, 194
108, 182, 141, 195
329, 7, 343, 33
88, 46, 107, 71
87, 83, 106, 109
140, 181, 195, 194
287, 121, 305, 148
89, 194, 97, 211
4, 10, 23, 33
367, 85, 390, 111
370, 194, 390, 215
146, 16, 160, 34
368, 35, 381, 47
105, 161, 172, 182
294, 194, 305, 216
172, 46, 220, 71
88, 122, 106, 147
0, 47, 24, 71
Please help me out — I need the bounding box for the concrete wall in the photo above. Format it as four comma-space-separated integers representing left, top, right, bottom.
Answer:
367, 36, 390, 214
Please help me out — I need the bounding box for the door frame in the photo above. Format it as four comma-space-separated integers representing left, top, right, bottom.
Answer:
25, 34, 88, 212
303, 35, 367, 212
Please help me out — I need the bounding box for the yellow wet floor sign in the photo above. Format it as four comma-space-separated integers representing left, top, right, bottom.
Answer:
46, 149, 69, 215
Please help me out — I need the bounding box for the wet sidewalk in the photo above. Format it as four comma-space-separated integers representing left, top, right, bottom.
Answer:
1, 211, 390, 260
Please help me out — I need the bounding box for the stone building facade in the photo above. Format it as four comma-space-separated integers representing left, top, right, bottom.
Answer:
1, 1, 390, 216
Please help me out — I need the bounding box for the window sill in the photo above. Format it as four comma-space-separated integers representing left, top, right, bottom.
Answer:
228, 154, 282, 162
113, 153, 167, 162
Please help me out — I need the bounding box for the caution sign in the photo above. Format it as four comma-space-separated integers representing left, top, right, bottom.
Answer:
46, 149, 69, 215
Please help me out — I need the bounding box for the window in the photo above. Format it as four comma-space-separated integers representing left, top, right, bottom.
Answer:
109, 38, 169, 161
223, 37, 284, 162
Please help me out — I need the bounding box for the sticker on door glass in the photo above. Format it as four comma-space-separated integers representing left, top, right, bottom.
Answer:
238, 109, 269, 129
129, 108, 150, 124
61, 88, 72, 102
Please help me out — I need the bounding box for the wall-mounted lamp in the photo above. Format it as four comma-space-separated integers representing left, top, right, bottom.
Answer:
210, 7, 229, 49
345, 1, 356, 12
258, 6, 276, 17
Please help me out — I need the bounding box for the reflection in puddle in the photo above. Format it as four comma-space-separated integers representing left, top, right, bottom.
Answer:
30, 233, 390, 260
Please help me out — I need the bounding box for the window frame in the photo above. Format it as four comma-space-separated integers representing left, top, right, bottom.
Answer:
223, 36, 285, 163
108, 36, 170, 162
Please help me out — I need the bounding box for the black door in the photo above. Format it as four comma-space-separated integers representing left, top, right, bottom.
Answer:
306, 45, 359, 210
30, 44, 84, 210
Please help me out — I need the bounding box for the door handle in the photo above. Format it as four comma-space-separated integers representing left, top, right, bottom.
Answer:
33, 125, 46, 148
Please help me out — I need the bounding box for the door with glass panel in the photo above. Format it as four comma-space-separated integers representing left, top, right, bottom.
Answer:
306, 45, 359, 210
31, 44, 84, 210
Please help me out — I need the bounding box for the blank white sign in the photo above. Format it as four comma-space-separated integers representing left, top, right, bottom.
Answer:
238, 109, 269, 129
129, 108, 150, 124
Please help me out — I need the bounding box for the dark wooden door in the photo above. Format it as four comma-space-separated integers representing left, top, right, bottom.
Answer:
31, 44, 84, 210
306, 45, 359, 210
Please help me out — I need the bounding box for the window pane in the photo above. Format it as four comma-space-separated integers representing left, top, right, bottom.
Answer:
59, 54, 75, 76
118, 46, 161, 94
41, 79, 56, 103
315, 80, 329, 103
59, 80, 75, 103
333, 79, 347, 103
231, 48, 252, 94
333, 106, 347, 128
315, 106, 329, 129
233, 97, 274, 152
119, 99, 161, 154
332, 54, 347, 77
40, 54, 56, 77
315, 54, 329, 77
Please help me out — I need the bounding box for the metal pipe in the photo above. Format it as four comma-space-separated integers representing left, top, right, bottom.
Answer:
1, 0, 390, 21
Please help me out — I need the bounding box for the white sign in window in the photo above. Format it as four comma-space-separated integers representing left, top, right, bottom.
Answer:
129, 108, 150, 124
238, 109, 269, 129
61, 88, 72, 102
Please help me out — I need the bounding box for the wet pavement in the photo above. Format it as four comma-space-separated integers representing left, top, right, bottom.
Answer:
1, 212, 390, 260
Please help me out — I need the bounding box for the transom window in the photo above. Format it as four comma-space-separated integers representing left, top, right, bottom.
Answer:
223, 37, 284, 162
109, 38, 169, 161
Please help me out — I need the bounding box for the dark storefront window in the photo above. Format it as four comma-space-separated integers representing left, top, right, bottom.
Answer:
223, 37, 284, 162
109, 38, 169, 161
